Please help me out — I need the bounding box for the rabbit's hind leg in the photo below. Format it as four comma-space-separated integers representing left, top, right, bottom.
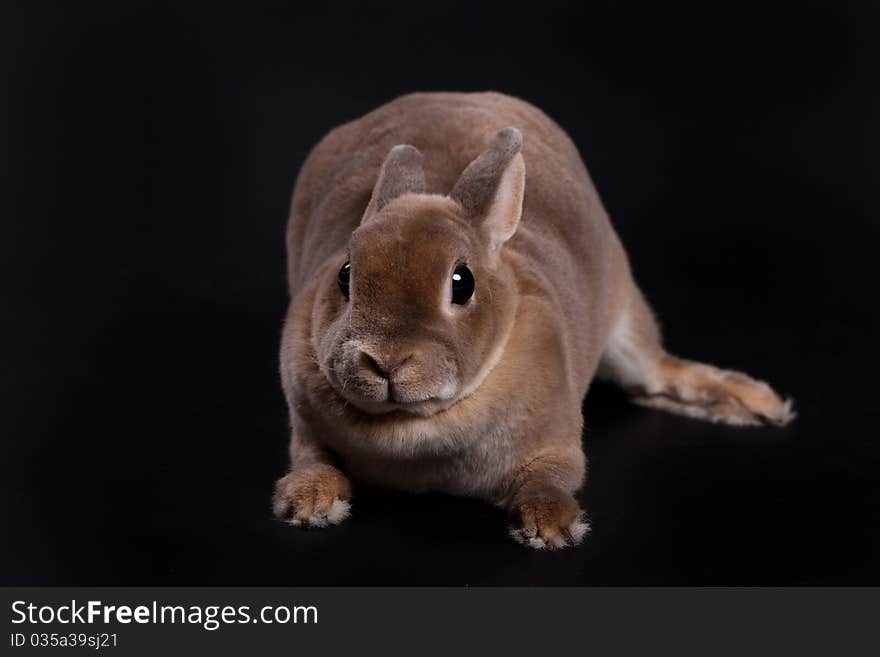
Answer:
597, 284, 794, 427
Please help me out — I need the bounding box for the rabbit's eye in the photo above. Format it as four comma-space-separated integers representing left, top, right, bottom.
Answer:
338, 261, 351, 299
451, 264, 475, 305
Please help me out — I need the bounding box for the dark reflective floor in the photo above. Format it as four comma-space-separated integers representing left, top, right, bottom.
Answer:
2, 1, 878, 585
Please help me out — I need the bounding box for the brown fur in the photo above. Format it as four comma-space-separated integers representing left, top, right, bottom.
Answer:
274, 464, 352, 523
273, 92, 794, 547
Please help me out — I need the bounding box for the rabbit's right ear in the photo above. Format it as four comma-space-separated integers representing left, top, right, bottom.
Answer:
361, 144, 426, 224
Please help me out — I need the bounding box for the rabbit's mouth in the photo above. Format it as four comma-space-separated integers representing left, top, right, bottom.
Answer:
321, 344, 460, 417
329, 370, 460, 417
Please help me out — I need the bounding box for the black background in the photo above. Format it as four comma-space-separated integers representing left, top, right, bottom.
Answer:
2, 1, 878, 585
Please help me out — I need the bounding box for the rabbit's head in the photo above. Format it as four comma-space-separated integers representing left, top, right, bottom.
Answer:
313, 128, 525, 416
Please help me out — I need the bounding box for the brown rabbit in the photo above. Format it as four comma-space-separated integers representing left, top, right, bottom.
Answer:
273, 92, 794, 549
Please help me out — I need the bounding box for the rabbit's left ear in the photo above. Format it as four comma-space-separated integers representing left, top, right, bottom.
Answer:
450, 127, 525, 257
361, 144, 426, 224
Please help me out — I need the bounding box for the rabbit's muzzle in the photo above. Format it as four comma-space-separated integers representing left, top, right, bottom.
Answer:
327, 337, 460, 415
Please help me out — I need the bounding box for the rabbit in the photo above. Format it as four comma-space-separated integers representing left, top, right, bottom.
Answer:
272, 92, 794, 549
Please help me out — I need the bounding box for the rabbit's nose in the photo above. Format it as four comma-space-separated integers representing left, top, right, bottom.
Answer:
359, 350, 413, 380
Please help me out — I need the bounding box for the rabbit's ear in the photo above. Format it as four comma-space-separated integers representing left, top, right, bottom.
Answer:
361, 144, 426, 223
450, 127, 525, 255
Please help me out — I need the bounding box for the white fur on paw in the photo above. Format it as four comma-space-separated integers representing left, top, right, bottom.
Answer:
272, 495, 289, 519
508, 527, 549, 549
508, 516, 591, 550
774, 398, 797, 426
567, 517, 591, 544
288, 498, 351, 528
324, 498, 351, 524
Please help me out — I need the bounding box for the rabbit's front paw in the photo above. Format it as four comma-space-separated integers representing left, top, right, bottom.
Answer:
273, 464, 352, 528
508, 485, 590, 550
